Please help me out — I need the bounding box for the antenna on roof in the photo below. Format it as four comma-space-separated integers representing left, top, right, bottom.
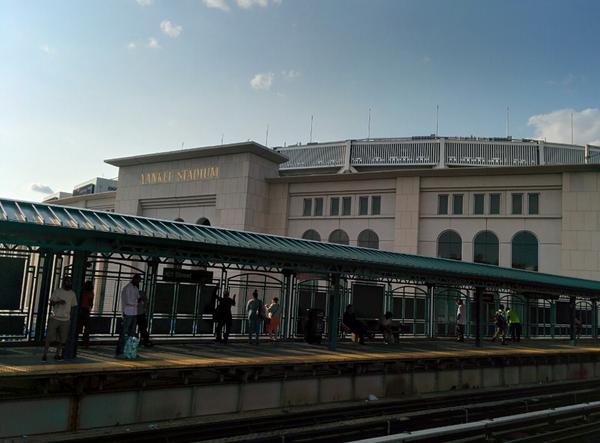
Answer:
571, 112, 574, 144
221, 134, 224, 145
181, 142, 184, 150
309, 115, 314, 143
368, 108, 372, 139
435, 105, 439, 137
506, 106, 510, 138
265, 124, 269, 146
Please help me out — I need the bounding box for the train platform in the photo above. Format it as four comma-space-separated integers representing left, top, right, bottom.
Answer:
1, 338, 599, 378
2, 338, 600, 439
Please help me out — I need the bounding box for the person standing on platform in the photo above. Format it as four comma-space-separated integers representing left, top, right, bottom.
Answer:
77, 281, 94, 348
343, 304, 368, 344
116, 274, 141, 356
215, 290, 236, 344
42, 276, 78, 361
456, 299, 466, 342
265, 297, 281, 341
137, 290, 153, 347
491, 304, 508, 345
506, 305, 521, 342
246, 289, 264, 345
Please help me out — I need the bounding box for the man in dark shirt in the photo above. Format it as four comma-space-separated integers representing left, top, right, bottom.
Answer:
342, 304, 368, 344
215, 291, 236, 344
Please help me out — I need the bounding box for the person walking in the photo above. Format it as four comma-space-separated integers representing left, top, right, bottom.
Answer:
456, 299, 466, 342
246, 290, 264, 345
42, 276, 78, 361
215, 290, 236, 344
265, 297, 281, 340
77, 281, 94, 348
506, 305, 521, 342
491, 304, 508, 345
137, 290, 152, 347
116, 274, 141, 356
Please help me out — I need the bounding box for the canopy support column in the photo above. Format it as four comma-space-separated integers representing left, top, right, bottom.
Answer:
570, 296, 576, 346
593, 299, 598, 340
34, 250, 55, 343
328, 274, 341, 351
282, 270, 295, 339
475, 287, 483, 347
64, 250, 89, 360
427, 284, 435, 338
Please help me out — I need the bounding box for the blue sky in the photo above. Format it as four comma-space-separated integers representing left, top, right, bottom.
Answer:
1, 0, 600, 200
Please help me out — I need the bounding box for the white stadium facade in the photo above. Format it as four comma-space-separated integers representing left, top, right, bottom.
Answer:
44, 136, 600, 338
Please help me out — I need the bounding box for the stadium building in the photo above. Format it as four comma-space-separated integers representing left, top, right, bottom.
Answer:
40, 136, 600, 338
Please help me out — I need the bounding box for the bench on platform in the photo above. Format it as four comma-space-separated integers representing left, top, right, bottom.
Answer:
341, 320, 408, 343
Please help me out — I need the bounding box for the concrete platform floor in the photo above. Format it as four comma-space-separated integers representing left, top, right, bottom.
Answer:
0, 338, 598, 378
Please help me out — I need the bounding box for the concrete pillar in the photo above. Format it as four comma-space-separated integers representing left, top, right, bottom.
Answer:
551, 301, 557, 339
585, 144, 590, 164
328, 274, 341, 351
64, 250, 89, 360
538, 141, 545, 165
34, 250, 55, 343
436, 138, 446, 168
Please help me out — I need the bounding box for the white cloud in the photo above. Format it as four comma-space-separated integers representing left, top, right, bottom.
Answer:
147, 37, 161, 49
528, 108, 600, 146
236, 0, 280, 8
127, 42, 137, 50
40, 44, 55, 55
421, 55, 432, 64
160, 20, 183, 38
203, 0, 230, 11
136, 0, 153, 6
31, 183, 54, 195
250, 72, 273, 90
545, 73, 576, 87
281, 69, 301, 79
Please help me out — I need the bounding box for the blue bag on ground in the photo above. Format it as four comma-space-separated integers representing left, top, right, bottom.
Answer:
123, 336, 139, 359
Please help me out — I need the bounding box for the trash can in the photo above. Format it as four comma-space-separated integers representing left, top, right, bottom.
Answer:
303, 308, 325, 344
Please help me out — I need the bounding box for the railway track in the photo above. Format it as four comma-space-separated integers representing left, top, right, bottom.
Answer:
57, 379, 600, 443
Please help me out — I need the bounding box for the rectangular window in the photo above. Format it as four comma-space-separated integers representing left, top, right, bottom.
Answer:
438, 194, 449, 215
359, 196, 369, 215
512, 193, 523, 215
342, 197, 352, 216
330, 197, 340, 216
452, 194, 464, 215
473, 193, 485, 215
314, 198, 323, 216
489, 193, 501, 215
302, 198, 312, 217
528, 193, 539, 215
371, 196, 381, 215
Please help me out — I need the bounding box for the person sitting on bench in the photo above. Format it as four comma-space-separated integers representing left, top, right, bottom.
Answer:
379, 311, 400, 344
342, 304, 368, 344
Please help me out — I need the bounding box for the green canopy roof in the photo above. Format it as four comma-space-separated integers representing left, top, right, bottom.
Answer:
0, 198, 598, 297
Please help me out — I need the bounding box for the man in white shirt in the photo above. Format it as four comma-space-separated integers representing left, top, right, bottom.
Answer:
456, 299, 466, 342
42, 276, 78, 361
116, 274, 141, 356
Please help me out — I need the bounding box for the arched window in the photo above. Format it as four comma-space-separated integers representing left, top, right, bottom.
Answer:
328, 229, 349, 245
473, 231, 499, 265
437, 230, 462, 260
357, 229, 379, 249
302, 229, 321, 241
196, 217, 211, 226
512, 231, 538, 271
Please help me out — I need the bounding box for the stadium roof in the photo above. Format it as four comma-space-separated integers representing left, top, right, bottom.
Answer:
1, 198, 599, 297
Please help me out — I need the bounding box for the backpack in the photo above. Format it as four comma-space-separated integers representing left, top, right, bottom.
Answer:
123, 336, 139, 359
495, 311, 506, 327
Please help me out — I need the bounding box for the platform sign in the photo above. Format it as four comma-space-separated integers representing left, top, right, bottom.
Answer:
480, 292, 495, 303
162, 268, 213, 284
0, 257, 25, 310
